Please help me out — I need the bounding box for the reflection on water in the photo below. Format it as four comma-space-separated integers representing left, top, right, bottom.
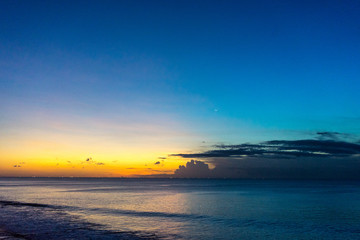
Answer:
0, 178, 360, 239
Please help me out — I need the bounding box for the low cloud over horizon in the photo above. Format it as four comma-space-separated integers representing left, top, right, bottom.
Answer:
172, 133, 360, 179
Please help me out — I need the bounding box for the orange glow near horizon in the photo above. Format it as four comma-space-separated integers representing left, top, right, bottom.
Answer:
0, 115, 198, 177
0, 149, 188, 177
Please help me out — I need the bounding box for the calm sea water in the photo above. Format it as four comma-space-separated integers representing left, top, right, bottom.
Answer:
0, 178, 359, 239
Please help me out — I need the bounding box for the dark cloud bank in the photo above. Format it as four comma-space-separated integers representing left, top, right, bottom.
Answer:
171, 136, 360, 180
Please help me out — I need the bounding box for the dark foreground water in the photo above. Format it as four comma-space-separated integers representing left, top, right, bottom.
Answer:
0, 178, 359, 239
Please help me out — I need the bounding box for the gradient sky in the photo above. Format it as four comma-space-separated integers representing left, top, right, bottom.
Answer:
1, 0, 360, 177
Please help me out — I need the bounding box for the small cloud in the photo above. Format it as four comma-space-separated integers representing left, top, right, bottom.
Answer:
13, 162, 25, 168
154, 161, 161, 165
13, 162, 26, 168
81, 157, 105, 166
158, 157, 167, 160
150, 169, 174, 173
316, 131, 355, 142
316, 131, 341, 140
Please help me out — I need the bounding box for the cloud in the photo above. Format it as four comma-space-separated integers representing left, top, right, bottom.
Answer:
174, 160, 212, 178
81, 157, 105, 167
316, 131, 340, 139
171, 138, 360, 179
13, 162, 26, 168
150, 169, 173, 173
171, 140, 360, 158
158, 157, 167, 159
154, 159, 165, 166
315, 131, 354, 141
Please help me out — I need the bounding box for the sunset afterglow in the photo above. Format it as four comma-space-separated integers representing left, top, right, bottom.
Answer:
1, 0, 360, 178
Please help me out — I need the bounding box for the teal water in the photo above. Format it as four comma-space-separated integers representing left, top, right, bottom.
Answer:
0, 178, 359, 239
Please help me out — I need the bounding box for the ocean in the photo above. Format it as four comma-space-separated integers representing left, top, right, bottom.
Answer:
0, 178, 359, 239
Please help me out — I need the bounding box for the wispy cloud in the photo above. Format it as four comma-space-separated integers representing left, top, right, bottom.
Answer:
315, 131, 354, 141
171, 139, 360, 159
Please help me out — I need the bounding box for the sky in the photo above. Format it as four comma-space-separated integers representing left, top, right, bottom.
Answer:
1, 0, 360, 178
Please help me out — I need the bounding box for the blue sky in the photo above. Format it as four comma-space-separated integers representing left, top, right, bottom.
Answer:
1, 0, 360, 176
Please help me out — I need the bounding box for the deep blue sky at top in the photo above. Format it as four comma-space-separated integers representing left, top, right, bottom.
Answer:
1, 0, 360, 144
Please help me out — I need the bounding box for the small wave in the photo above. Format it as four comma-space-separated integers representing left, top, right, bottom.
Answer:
0, 199, 207, 221
89, 207, 208, 220
0, 200, 59, 209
